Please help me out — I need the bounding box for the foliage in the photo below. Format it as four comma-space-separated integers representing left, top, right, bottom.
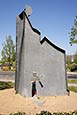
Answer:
36, 111, 52, 115
66, 52, 77, 72
0, 81, 14, 90
74, 51, 77, 64
70, 63, 77, 72
1, 35, 16, 69
66, 51, 77, 72
69, 16, 77, 45
9, 112, 26, 115
36, 111, 77, 115
66, 63, 71, 71
0, 111, 77, 115
68, 86, 77, 93
68, 79, 77, 84
66, 63, 77, 72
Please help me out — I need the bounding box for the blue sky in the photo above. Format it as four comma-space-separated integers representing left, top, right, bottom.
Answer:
0, 0, 77, 59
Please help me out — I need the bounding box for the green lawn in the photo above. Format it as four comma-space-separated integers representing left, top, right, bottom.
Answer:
68, 86, 77, 93
68, 79, 77, 84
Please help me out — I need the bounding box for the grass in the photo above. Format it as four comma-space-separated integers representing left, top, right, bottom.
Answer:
0, 81, 14, 90
67, 79, 77, 93
68, 79, 77, 84
68, 86, 77, 93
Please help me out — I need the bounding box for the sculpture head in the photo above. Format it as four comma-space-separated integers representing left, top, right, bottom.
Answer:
33, 71, 37, 77
24, 5, 32, 17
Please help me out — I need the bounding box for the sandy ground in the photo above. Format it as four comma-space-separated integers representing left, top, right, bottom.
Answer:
0, 89, 77, 115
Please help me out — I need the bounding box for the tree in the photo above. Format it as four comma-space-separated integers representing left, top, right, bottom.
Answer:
74, 51, 77, 64
69, 16, 77, 45
1, 35, 16, 69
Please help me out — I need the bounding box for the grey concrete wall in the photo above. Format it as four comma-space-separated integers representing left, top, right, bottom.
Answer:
15, 16, 24, 92
15, 11, 68, 97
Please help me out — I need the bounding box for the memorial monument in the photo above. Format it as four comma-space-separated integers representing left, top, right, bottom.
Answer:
15, 6, 69, 97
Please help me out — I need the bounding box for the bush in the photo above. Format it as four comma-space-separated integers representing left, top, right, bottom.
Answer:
36, 111, 52, 115
70, 64, 77, 72
0, 81, 14, 90
66, 63, 77, 72
9, 112, 26, 115
66, 64, 71, 72
36, 111, 77, 115
0, 111, 77, 115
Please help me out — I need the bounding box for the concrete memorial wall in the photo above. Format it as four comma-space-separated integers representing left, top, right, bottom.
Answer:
15, 6, 68, 97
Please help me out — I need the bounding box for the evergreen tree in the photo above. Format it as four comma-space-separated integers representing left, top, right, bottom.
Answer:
69, 16, 77, 45
1, 35, 16, 69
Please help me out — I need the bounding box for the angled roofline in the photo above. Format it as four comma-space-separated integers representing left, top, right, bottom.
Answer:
18, 10, 65, 54
40, 37, 65, 53
18, 10, 41, 35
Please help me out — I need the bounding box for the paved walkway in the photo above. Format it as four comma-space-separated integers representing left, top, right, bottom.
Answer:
0, 71, 15, 82
68, 83, 77, 87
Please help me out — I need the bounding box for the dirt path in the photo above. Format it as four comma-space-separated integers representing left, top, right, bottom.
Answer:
0, 88, 77, 115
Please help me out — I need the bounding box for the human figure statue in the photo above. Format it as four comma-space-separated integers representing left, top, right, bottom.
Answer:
31, 72, 43, 97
